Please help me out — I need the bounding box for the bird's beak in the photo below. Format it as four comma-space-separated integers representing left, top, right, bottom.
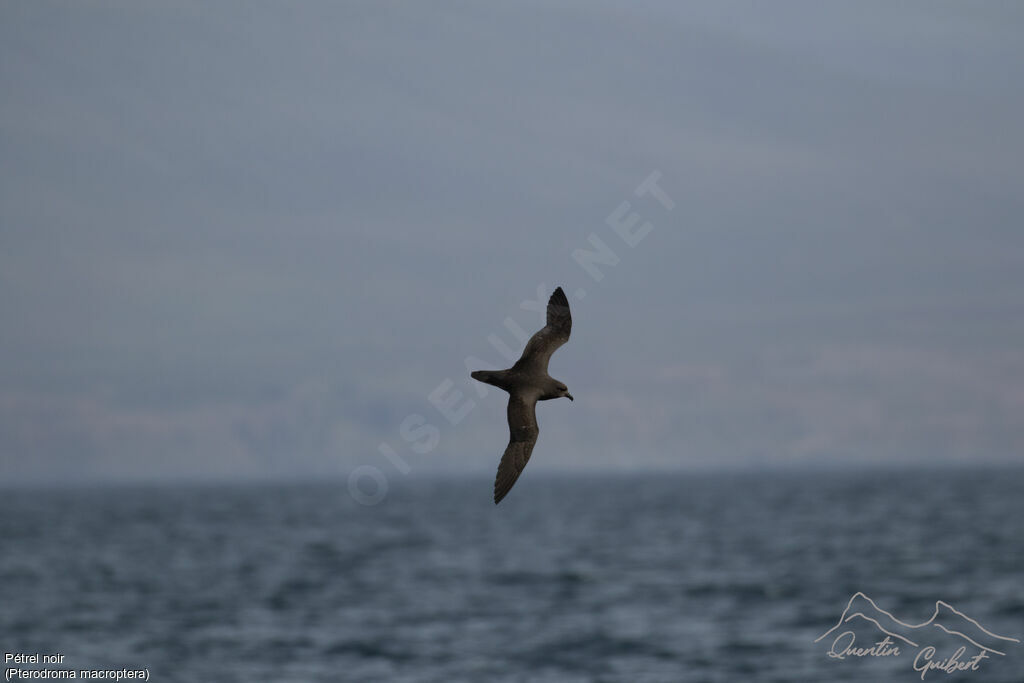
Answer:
566, 393, 574, 401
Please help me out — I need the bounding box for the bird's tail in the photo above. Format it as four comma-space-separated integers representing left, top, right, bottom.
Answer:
471, 370, 509, 390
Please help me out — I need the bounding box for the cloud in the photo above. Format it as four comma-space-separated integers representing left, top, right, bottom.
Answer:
1, 2, 1022, 483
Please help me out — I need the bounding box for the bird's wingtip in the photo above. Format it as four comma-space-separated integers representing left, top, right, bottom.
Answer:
494, 482, 510, 504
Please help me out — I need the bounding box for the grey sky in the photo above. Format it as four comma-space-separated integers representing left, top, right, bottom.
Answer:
2, 2, 1023, 484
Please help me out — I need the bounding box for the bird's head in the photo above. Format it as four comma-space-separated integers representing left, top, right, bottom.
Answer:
556, 382, 573, 402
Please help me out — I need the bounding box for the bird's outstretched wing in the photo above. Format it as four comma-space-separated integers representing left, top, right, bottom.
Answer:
514, 287, 572, 373
493, 392, 539, 504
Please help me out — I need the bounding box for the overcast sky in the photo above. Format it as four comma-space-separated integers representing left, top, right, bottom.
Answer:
2, 2, 1023, 485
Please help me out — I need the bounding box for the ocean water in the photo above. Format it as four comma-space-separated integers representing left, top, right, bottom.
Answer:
2, 468, 1022, 682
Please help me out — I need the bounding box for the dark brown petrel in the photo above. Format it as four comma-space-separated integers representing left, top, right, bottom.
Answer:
471, 287, 574, 504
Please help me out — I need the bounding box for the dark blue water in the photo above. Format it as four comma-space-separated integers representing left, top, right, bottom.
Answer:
2, 469, 1022, 682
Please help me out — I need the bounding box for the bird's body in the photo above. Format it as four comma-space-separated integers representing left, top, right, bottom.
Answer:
471, 287, 574, 504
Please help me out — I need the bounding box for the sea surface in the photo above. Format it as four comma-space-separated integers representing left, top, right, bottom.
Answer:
2, 468, 1022, 682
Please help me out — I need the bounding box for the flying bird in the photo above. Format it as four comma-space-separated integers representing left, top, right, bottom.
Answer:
471, 286, 574, 504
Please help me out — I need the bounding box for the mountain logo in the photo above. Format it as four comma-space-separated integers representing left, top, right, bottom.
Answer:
815, 592, 1020, 679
